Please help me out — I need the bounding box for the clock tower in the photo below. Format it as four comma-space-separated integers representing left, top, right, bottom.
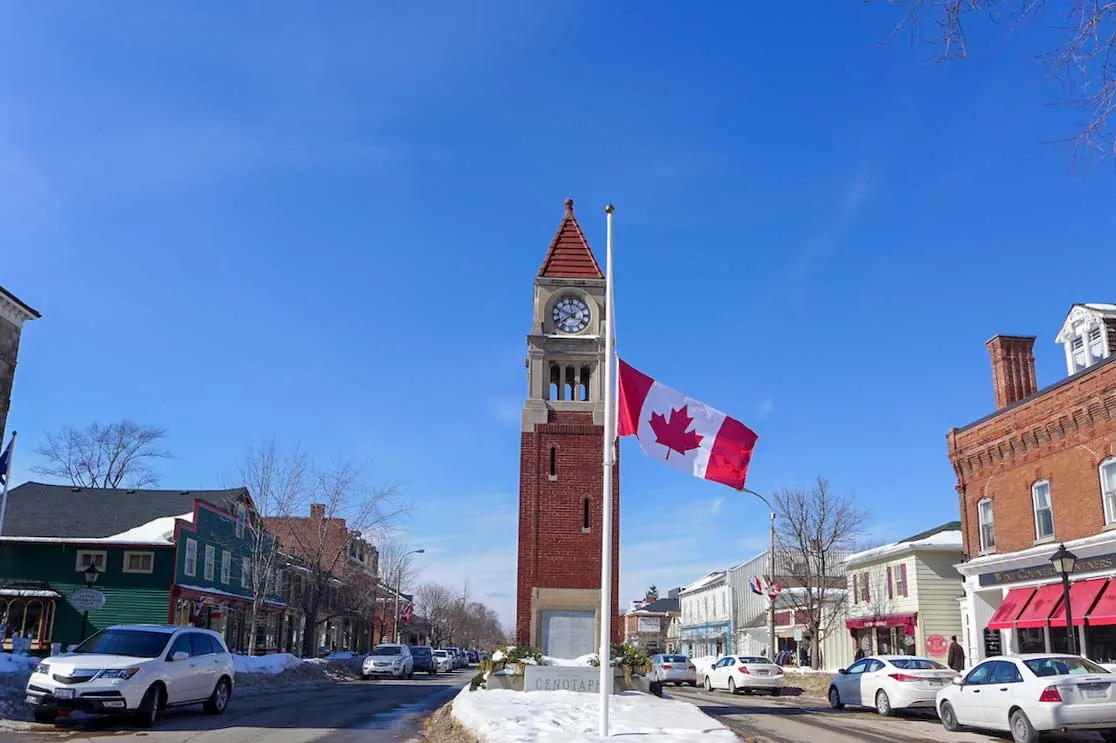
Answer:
516, 198, 621, 655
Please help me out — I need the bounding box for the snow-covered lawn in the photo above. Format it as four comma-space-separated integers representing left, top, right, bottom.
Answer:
452, 687, 737, 743
233, 653, 305, 675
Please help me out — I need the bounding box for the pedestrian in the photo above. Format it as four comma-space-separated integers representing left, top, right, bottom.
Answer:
854, 646, 865, 661
947, 635, 966, 672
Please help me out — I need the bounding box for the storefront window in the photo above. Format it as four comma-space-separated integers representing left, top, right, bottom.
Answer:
1086, 626, 1116, 664
1017, 627, 1044, 653
1050, 627, 1072, 654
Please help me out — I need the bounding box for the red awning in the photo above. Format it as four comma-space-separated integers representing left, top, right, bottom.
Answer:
1015, 584, 1064, 629
987, 587, 1035, 630
1050, 579, 1109, 628
1087, 580, 1116, 627
846, 613, 917, 631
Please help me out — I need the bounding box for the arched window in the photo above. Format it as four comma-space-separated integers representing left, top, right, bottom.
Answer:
1032, 480, 1054, 540
1102, 458, 1116, 525
977, 498, 995, 552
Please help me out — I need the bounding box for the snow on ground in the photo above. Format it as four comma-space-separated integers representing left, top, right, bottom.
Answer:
0, 654, 40, 724
452, 686, 737, 743
233, 653, 304, 675
541, 653, 596, 667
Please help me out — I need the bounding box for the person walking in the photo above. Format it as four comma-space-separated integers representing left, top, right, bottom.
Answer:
947, 636, 966, 672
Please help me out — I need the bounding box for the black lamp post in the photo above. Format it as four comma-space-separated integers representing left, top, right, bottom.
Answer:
1049, 544, 1078, 656
79, 564, 100, 642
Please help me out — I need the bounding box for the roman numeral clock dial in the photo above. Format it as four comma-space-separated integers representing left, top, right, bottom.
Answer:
552, 296, 590, 334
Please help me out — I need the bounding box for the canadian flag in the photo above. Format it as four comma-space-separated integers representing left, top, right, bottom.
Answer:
618, 359, 758, 490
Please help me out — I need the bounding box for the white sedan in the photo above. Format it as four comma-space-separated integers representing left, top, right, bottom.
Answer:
702, 655, 785, 695
828, 655, 958, 715
432, 649, 454, 673
936, 654, 1116, 743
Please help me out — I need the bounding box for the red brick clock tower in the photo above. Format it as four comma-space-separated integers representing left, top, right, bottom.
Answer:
516, 199, 621, 656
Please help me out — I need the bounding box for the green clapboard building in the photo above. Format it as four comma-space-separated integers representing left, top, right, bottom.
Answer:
0, 482, 248, 652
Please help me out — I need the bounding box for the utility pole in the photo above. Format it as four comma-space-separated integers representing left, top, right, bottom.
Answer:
744, 489, 777, 660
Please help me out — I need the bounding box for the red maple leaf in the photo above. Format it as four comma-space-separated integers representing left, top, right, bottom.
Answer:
649, 405, 704, 460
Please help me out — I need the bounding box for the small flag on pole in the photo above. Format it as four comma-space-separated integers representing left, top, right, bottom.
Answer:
617, 360, 758, 490
748, 576, 766, 596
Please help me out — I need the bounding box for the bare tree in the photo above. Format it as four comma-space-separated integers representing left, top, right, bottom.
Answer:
774, 477, 868, 669
267, 459, 404, 657
375, 539, 422, 642
883, 1, 1116, 161
415, 582, 455, 647
32, 421, 172, 488
235, 438, 307, 655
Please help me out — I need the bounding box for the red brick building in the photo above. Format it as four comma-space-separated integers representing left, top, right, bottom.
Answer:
949, 303, 1116, 665
516, 199, 621, 654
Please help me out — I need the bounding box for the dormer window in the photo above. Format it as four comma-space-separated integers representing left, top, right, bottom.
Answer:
1057, 304, 1116, 375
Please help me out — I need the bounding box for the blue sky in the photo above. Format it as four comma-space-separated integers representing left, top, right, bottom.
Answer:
4, 3, 1116, 628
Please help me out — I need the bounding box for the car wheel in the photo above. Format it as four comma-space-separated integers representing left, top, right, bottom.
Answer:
686, 681, 697, 687
704, 676, 713, 691
828, 686, 843, 709
204, 677, 232, 714
134, 684, 164, 729
875, 689, 893, 717
939, 701, 960, 732
771, 688, 781, 697
32, 710, 57, 725
1010, 710, 1039, 743
728, 678, 737, 695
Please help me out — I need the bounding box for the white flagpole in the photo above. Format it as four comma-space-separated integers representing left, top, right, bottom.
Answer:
598, 204, 616, 737
0, 431, 16, 539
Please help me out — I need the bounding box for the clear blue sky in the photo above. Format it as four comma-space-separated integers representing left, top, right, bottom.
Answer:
4, 3, 1115, 627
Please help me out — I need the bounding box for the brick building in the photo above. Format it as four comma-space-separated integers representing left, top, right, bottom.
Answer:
0, 285, 41, 443
623, 590, 679, 653
948, 303, 1116, 665
516, 199, 621, 655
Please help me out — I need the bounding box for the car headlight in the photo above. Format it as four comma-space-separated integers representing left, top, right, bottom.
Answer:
97, 668, 140, 680
33, 663, 50, 675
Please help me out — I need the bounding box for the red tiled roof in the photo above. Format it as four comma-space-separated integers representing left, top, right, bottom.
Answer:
537, 199, 604, 279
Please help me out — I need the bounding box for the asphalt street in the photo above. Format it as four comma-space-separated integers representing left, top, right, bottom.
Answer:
667, 685, 1109, 743
0, 672, 468, 743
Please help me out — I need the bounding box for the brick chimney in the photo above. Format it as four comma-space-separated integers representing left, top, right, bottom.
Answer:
309, 503, 326, 521
986, 335, 1038, 409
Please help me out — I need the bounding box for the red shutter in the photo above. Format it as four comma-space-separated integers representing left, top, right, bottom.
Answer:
887, 566, 893, 599
900, 564, 908, 597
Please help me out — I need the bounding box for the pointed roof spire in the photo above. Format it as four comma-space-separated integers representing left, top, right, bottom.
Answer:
537, 198, 604, 279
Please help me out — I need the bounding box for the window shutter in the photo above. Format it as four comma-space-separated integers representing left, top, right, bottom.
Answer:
852, 574, 859, 604
887, 566, 893, 599
864, 572, 870, 602
900, 564, 908, 597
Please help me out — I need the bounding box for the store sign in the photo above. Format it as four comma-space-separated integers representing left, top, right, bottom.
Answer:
983, 628, 1003, 658
978, 552, 1116, 587
70, 588, 106, 612
926, 634, 948, 657
637, 617, 661, 633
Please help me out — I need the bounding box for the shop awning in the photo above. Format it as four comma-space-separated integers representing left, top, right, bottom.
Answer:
986, 587, 1035, 630
845, 613, 917, 632
1086, 579, 1116, 626
1015, 583, 1064, 629
1050, 578, 1108, 628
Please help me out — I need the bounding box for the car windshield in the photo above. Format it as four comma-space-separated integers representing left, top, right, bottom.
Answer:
412, 647, 432, 656
71, 629, 169, 658
373, 646, 402, 656
890, 658, 946, 670
434, 650, 448, 657
662, 655, 688, 663
1025, 657, 1111, 677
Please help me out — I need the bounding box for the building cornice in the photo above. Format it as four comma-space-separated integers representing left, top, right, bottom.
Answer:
0, 288, 40, 329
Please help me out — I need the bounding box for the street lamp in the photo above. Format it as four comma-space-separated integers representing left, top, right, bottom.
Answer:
743, 489, 777, 663
393, 548, 425, 642
1050, 543, 1078, 655
79, 564, 100, 641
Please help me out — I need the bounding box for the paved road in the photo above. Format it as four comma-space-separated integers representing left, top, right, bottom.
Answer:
667, 685, 1108, 743
0, 672, 468, 743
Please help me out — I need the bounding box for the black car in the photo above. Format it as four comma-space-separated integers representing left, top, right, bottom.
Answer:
467, 649, 479, 664
411, 645, 437, 674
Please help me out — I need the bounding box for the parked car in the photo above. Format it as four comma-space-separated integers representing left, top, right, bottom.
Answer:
702, 655, 784, 695
649, 653, 698, 686
432, 649, 454, 673
828, 655, 958, 715
24, 624, 234, 728
445, 647, 464, 668
362, 644, 414, 679
467, 649, 479, 664
411, 646, 437, 675
935, 654, 1116, 743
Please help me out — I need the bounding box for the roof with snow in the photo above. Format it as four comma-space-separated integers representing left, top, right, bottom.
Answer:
536, 199, 604, 280
629, 596, 680, 615
844, 521, 963, 568
3, 482, 242, 539
680, 571, 727, 594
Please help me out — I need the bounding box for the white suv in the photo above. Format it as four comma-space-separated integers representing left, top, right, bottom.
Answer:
25, 624, 235, 727
362, 643, 414, 679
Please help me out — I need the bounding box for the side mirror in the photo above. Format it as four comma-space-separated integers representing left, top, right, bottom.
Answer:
951, 677, 963, 686
837, 668, 847, 675
65, 644, 77, 653
170, 651, 189, 662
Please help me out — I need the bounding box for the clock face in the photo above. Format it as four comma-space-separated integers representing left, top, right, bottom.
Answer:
552, 296, 591, 334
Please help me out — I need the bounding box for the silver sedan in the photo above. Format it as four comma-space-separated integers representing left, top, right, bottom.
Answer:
649, 653, 698, 686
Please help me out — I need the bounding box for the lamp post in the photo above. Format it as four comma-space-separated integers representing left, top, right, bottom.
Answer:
393, 548, 424, 642
743, 489, 777, 661
79, 564, 100, 642
1050, 543, 1078, 655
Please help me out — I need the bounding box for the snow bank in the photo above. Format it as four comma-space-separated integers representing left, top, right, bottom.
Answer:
323, 651, 356, 661
542, 654, 597, 667
0, 654, 39, 723
0, 655, 38, 675
690, 655, 717, 677
452, 687, 736, 743
233, 653, 303, 675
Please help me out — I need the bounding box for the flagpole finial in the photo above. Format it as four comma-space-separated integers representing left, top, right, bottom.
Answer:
605, 203, 614, 214
564, 198, 574, 213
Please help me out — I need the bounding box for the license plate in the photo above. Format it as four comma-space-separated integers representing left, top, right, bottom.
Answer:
1083, 686, 1108, 699
54, 688, 75, 700
755, 670, 768, 676
929, 679, 945, 687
